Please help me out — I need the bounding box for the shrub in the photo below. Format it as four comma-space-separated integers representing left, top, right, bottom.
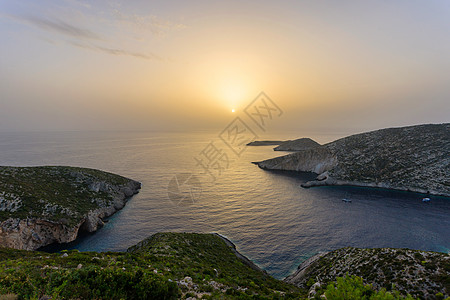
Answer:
324, 275, 415, 300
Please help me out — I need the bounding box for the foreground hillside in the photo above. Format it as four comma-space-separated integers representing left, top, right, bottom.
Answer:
1, 232, 447, 299
0, 232, 302, 299
255, 123, 450, 196
0, 166, 141, 250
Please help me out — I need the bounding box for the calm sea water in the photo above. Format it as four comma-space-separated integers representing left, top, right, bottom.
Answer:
0, 131, 449, 279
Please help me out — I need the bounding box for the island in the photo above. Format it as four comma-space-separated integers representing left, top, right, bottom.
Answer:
274, 138, 321, 151
1, 232, 448, 299
0, 166, 141, 250
246, 138, 322, 151
246, 140, 286, 146
254, 123, 450, 196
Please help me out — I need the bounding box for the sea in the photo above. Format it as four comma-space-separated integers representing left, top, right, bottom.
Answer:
0, 130, 449, 279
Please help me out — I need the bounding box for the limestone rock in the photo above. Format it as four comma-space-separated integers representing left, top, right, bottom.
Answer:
0, 166, 141, 250
255, 147, 338, 174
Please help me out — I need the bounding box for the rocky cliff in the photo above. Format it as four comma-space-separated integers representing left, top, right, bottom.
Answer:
0, 166, 141, 250
254, 147, 337, 174
254, 123, 450, 196
284, 247, 450, 299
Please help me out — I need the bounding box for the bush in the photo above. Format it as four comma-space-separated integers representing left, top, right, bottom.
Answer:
324, 275, 415, 300
1, 266, 179, 300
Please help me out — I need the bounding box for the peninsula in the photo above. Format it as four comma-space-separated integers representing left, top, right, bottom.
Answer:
0, 166, 141, 250
254, 123, 450, 196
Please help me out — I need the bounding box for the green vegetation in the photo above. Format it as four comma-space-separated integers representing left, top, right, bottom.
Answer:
0, 233, 303, 299
320, 274, 415, 300
0, 166, 137, 226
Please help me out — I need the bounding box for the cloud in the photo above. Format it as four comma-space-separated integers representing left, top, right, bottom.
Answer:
69, 41, 163, 61
17, 15, 100, 40
112, 10, 186, 37
6, 10, 175, 61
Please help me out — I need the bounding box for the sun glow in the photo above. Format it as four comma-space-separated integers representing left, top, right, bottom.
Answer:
231, 109, 235, 113
222, 84, 246, 105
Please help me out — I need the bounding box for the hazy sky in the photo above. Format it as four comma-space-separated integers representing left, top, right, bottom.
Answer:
0, 0, 449, 134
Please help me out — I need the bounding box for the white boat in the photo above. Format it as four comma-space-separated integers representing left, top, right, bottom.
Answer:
342, 198, 352, 203
422, 197, 431, 202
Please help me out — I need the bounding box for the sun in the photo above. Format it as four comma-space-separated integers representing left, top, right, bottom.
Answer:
231, 109, 235, 113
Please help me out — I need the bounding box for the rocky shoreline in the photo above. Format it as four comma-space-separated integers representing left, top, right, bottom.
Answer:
213, 233, 267, 274
0, 166, 141, 250
300, 171, 449, 197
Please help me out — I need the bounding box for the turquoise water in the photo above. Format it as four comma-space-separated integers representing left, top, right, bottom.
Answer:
0, 131, 449, 279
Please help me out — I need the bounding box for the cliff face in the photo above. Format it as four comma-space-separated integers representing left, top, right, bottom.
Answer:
255, 147, 337, 174
0, 166, 141, 250
255, 123, 450, 196
284, 247, 450, 299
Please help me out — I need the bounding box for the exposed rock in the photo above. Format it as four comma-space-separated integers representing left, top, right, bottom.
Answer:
274, 138, 321, 151
284, 247, 450, 299
0, 192, 22, 212
0, 166, 141, 250
284, 251, 329, 285
0, 218, 81, 250
254, 123, 450, 196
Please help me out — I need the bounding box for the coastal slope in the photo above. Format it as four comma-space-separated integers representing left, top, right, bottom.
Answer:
284, 247, 450, 299
0, 232, 301, 299
0, 166, 141, 250
255, 123, 450, 196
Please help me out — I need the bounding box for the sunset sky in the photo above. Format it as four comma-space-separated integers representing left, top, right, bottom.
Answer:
1, 0, 449, 134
